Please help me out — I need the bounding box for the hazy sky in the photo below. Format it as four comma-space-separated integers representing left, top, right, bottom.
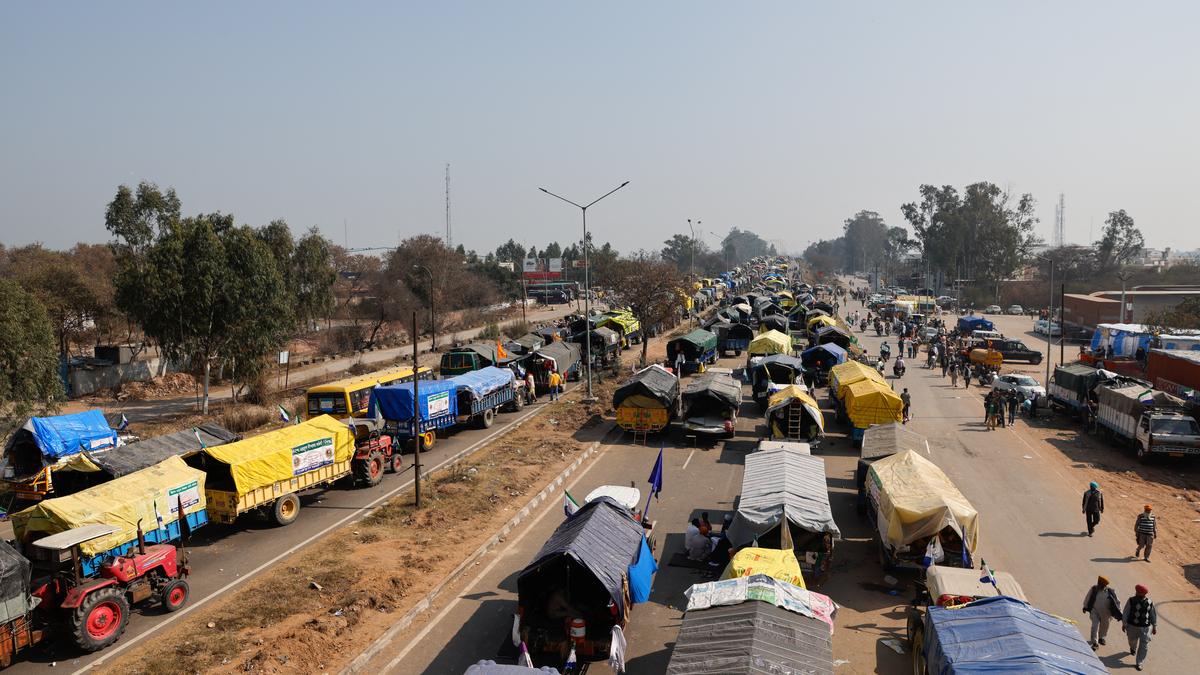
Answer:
3, 2, 1198, 255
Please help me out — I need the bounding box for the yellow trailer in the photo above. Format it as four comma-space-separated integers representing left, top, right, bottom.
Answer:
192, 416, 354, 527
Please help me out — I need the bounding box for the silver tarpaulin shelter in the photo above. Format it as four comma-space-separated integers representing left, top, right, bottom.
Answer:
727, 446, 840, 550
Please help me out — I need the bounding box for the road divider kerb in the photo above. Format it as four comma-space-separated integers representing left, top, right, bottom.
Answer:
344, 439, 604, 674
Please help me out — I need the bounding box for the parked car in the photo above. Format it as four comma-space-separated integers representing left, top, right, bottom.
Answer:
989, 338, 1044, 364
1033, 320, 1062, 336
1006, 305, 1023, 315
984, 304, 1002, 314
992, 373, 1045, 400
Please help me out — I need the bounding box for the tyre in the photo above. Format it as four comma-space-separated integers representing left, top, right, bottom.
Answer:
1136, 442, 1151, 464
1032, 355, 1043, 365
386, 452, 404, 474
910, 623, 928, 675
71, 587, 129, 652
477, 408, 495, 429
354, 450, 385, 487
271, 493, 301, 527
418, 431, 436, 452
160, 578, 190, 613
734, 350, 742, 357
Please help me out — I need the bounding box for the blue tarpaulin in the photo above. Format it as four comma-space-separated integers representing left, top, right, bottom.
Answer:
628, 535, 657, 603
369, 380, 459, 422
957, 316, 995, 333
27, 410, 117, 460
923, 596, 1106, 675
449, 366, 513, 399
801, 344, 847, 369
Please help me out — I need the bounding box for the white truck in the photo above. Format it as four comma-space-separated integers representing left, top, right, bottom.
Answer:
1094, 382, 1200, 462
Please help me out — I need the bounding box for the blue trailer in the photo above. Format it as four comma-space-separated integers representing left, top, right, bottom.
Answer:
370, 367, 516, 451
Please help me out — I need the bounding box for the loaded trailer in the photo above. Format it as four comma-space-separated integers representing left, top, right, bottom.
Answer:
370, 367, 519, 451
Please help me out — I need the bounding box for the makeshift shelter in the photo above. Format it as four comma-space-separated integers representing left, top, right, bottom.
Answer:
667, 329, 719, 375
800, 344, 847, 372
843, 380, 904, 437
925, 566, 1026, 606
613, 365, 680, 433
765, 385, 824, 442
53, 424, 240, 495
670, 575, 835, 675
2, 410, 117, 478
370, 379, 459, 425
439, 342, 510, 376
574, 327, 621, 366
681, 372, 742, 436
814, 324, 853, 350
956, 315, 995, 333
828, 361, 885, 401
721, 547, 807, 589
747, 330, 791, 358
1050, 363, 1102, 408
11, 455, 208, 573
527, 341, 582, 392
0, 539, 32, 628
711, 321, 754, 356
728, 446, 838, 578
464, 662, 560, 675
749, 354, 805, 409
856, 423, 927, 498
517, 498, 653, 665
866, 450, 978, 567
1096, 382, 1182, 416
506, 332, 544, 355
920, 596, 1106, 675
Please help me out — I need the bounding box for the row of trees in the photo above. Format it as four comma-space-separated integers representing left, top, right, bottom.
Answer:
660, 228, 777, 277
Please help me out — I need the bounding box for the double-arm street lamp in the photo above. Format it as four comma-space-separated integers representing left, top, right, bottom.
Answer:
539, 181, 630, 402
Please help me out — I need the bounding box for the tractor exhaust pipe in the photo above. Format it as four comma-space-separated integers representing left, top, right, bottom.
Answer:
135, 518, 146, 555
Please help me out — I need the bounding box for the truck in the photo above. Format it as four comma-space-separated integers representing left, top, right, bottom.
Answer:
369, 367, 517, 451
1094, 381, 1200, 462
186, 415, 355, 527
1047, 363, 1102, 414
1, 410, 120, 503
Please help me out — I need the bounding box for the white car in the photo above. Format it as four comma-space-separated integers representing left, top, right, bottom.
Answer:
984, 305, 1002, 314
992, 374, 1045, 400
1007, 305, 1024, 315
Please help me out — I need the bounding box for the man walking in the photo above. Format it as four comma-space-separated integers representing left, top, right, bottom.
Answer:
1006, 390, 1019, 427
900, 388, 911, 424
1133, 505, 1157, 561
1082, 575, 1121, 650
548, 368, 562, 402
962, 363, 972, 389
1122, 584, 1157, 670
1082, 482, 1104, 536
949, 362, 959, 387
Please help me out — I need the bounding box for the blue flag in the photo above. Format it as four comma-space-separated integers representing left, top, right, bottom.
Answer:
648, 446, 664, 500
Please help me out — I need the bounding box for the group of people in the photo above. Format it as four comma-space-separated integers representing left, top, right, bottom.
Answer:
982, 388, 1021, 429
1079, 481, 1162, 669
684, 511, 733, 569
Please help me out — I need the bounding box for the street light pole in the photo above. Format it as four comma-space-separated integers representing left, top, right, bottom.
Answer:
539, 181, 630, 403
1032, 254, 1054, 384
413, 264, 436, 351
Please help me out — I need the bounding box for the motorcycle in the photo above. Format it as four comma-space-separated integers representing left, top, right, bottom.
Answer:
859, 319, 868, 332
893, 360, 906, 378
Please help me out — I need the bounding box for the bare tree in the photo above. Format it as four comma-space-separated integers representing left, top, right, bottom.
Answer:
607, 256, 688, 366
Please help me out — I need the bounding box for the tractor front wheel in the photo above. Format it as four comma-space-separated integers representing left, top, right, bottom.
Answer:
72, 587, 130, 652
386, 452, 404, 474
160, 578, 190, 612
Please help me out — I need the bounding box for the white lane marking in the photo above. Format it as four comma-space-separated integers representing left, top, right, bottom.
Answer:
76, 395, 564, 674
681, 448, 697, 470
381, 444, 614, 671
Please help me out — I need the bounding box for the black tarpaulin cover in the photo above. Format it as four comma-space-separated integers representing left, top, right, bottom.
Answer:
683, 372, 743, 410
666, 598, 833, 675
88, 424, 240, 478
517, 498, 645, 619
0, 539, 31, 625
613, 365, 680, 409
533, 341, 582, 373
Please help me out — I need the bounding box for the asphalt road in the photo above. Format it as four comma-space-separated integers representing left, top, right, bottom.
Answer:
4, 382, 578, 675
379, 302, 1200, 674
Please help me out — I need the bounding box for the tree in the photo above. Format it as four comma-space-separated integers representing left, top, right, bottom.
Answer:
292, 227, 337, 328
607, 257, 687, 366
0, 279, 63, 435
0, 245, 104, 359
494, 239, 526, 265
661, 233, 705, 273
1145, 297, 1200, 332
1094, 209, 1144, 271
720, 228, 775, 264
256, 219, 296, 286
803, 238, 845, 276
841, 211, 889, 271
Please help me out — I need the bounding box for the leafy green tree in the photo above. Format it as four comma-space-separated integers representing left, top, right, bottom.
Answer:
256, 219, 296, 285
494, 239, 527, 265
841, 211, 889, 271
0, 279, 63, 434
720, 228, 775, 263
661, 233, 704, 273
1094, 209, 1144, 271
0, 245, 103, 358
1145, 297, 1200, 332
803, 238, 845, 275
292, 227, 336, 328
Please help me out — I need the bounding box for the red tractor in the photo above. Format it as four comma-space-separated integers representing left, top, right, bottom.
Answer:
27, 522, 191, 652
348, 420, 402, 487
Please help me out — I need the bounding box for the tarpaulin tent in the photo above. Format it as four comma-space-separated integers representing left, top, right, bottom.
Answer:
370, 379, 459, 423
866, 450, 979, 554
1095, 382, 1181, 415
671, 575, 836, 675
747, 330, 791, 357
759, 314, 788, 333
765, 385, 824, 440
857, 423, 927, 494
198, 415, 354, 495
450, 366, 514, 399
528, 340, 582, 377
1052, 363, 1102, 401
922, 596, 1106, 675
613, 365, 679, 411
720, 548, 806, 589
506, 332, 544, 355
667, 329, 719, 362
11, 455, 207, 560
2, 410, 117, 477
683, 372, 742, 410
925, 565, 1026, 605
814, 325, 853, 350
749, 354, 805, 408
801, 343, 847, 371
844, 380, 904, 428
0, 540, 31, 626
727, 447, 838, 578
829, 361, 885, 401
52, 423, 240, 495
956, 315, 995, 333
464, 662, 560, 675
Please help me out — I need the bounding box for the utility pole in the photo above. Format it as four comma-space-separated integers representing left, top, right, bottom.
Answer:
687, 219, 700, 280
444, 163, 452, 249
411, 311, 422, 508
1118, 271, 1131, 323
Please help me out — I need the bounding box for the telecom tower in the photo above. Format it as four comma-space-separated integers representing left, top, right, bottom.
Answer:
445, 163, 452, 248
1053, 193, 1065, 247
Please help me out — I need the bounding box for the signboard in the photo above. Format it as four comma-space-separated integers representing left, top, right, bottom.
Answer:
523, 257, 539, 273
278, 350, 290, 365
427, 390, 452, 417
549, 258, 563, 273
572, 259, 587, 268
168, 480, 201, 514
522, 271, 562, 280
292, 436, 336, 475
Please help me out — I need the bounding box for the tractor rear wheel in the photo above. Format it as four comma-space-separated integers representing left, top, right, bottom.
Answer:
354, 450, 385, 487
160, 578, 190, 612
271, 493, 301, 527
71, 587, 129, 652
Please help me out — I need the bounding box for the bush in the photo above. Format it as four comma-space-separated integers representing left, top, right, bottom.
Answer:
219, 405, 275, 433
478, 322, 501, 340
241, 371, 276, 406
322, 325, 363, 355
503, 319, 531, 339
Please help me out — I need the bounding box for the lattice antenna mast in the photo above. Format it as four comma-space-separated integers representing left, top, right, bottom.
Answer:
445, 163, 452, 248
1054, 193, 1066, 247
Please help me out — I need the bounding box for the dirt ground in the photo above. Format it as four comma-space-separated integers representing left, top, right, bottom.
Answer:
96, 317, 695, 675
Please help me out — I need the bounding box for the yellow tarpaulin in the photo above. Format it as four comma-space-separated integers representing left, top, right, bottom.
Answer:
866, 450, 979, 552
748, 330, 791, 356
203, 415, 353, 495
766, 385, 825, 435
829, 361, 885, 400
11, 456, 206, 557
844, 380, 904, 428
720, 547, 806, 589
806, 315, 838, 331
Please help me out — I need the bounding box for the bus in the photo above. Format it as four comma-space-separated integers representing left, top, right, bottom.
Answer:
305, 365, 435, 418
526, 281, 579, 304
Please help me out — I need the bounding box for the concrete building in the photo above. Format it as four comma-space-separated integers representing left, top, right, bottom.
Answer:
1062, 287, 1200, 332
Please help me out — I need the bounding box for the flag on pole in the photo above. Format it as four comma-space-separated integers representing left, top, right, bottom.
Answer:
565, 645, 578, 671
278, 405, 291, 424
192, 427, 207, 450
153, 499, 164, 531
979, 558, 997, 588
563, 490, 581, 517
517, 641, 534, 668
647, 446, 664, 500
117, 414, 129, 431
